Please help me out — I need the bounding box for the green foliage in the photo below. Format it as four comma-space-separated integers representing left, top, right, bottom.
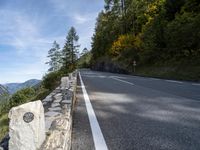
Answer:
78, 51, 92, 68
42, 71, 63, 91
165, 12, 200, 59
62, 27, 80, 71
110, 34, 141, 69
91, 0, 200, 80
0, 113, 9, 141
9, 88, 35, 107
46, 41, 62, 72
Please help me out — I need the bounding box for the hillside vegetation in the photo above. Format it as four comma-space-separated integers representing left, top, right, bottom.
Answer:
91, 0, 200, 81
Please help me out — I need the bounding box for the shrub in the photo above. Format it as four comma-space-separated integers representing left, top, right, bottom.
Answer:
42, 71, 63, 91
9, 88, 35, 107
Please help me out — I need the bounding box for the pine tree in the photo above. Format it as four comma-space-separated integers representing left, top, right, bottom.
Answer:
81, 47, 89, 56
46, 41, 62, 72
62, 27, 80, 70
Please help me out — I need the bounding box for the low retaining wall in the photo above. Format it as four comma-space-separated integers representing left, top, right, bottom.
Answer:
1, 71, 77, 150
41, 71, 77, 150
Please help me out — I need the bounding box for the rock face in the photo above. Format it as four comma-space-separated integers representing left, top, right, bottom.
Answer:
8, 100, 45, 150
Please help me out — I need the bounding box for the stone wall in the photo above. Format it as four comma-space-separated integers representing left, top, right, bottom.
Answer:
1, 71, 77, 150
41, 71, 77, 150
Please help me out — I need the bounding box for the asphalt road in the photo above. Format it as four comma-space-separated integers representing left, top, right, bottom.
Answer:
72, 69, 200, 150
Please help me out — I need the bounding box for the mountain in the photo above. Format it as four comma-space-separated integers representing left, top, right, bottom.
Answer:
0, 85, 9, 97
0, 84, 9, 102
4, 79, 41, 94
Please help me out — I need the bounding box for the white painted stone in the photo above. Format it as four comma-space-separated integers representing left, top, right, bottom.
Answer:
9, 100, 45, 150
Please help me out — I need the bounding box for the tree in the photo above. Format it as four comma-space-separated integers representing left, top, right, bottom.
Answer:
9, 88, 35, 106
110, 34, 141, 69
62, 27, 80, 70
46, 41, 62, 72
81, 48, 89, 56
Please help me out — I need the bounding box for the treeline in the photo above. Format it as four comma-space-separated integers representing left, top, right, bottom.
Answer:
91, 0, 200, 80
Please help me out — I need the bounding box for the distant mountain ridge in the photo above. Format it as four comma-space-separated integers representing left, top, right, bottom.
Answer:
4, 79, 41, 94
0, 84, 9, 96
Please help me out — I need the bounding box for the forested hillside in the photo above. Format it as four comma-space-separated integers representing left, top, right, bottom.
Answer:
91, 0, 200, 81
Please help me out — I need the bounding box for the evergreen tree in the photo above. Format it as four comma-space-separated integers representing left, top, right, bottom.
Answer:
62, 27, 80, 70
46, 41, 62, 72
81, 48, 89, 56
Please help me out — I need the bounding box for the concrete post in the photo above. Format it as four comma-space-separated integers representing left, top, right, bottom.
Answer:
8, 100, 45, 150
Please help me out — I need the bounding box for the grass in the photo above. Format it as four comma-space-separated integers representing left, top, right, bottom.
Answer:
0, 113, 9, 141
135, 64, 200, 81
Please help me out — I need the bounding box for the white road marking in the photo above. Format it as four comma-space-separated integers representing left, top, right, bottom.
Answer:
165, 80, 183, 84
111, 77, 135, 86
192, 83, 200, 86
79, 72, 108, 150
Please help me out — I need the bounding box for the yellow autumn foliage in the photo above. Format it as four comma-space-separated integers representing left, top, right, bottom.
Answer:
110, 34, 141, 58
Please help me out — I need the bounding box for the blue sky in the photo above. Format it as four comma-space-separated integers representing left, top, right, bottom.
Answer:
0, 0, 104, 84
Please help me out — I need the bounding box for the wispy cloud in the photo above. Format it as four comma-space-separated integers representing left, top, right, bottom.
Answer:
0, 0, 104, 83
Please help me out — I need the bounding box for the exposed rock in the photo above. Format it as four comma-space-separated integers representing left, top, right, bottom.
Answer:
0, 134, 9, 150
8, 100, 45, 150
51, 103, 60, 107
48, 107, 62, 111
61, 77, 69, 90
41, 117, 71, 150
45, 111, 61, 117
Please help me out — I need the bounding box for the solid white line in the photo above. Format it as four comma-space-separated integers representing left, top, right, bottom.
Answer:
79, 72, 108, 150
111, 77, 135, 86
165, 80, 183, 84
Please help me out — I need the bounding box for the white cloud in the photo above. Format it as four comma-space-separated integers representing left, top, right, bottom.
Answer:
73, 14, 88, 24
0, 9, 54, 83
0, 0, 104, 83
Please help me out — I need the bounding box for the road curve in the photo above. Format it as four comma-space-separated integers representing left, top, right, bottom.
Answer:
72, 69, 200, 150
